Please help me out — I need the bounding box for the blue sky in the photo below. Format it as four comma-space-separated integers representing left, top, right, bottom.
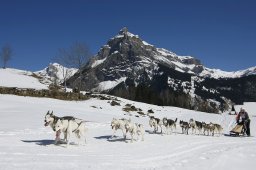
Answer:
0, 0, 255, 71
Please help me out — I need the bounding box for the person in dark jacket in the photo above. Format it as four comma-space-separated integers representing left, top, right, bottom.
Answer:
236, 108, 250, 136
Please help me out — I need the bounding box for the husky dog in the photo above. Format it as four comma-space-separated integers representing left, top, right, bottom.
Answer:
189, 119, 203, 135
110, 118, 131, 139
202, 122, 215, 136
54, 118, 87, 146
179, 120, 190, 135
125, 122, 145, 142
202, 122, 209, 135
163, 118, 177, 135
149, 116, 163, 134
44, 111, 74, 143
213, 123, 223, 136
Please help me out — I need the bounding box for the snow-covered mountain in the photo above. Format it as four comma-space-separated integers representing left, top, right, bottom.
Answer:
68, 27, 256, 90
35, 63, 78, 85
70, 27, 255, 86
67, 27, 256, 112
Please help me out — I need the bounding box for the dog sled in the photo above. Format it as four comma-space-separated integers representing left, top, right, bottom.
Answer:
229, 124, 245, 136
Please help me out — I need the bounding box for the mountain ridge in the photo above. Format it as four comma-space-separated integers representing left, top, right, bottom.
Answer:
88, 27, 256, 81
68, 27, 256, 91
65, 27, 256, 113
1, 27, 255, 113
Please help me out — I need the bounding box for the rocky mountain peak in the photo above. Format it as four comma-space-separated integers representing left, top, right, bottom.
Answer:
66, 28, 256, 113
119, 27, 128, 35
71, 28, 206, 91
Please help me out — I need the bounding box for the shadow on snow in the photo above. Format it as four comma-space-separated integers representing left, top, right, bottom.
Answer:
21, 139, 68, 146
21, 139, 55, 146
94, 135, 128, 142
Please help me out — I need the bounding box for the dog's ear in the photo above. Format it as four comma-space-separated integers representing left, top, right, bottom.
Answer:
51, 111, 53, 115
46, 110, 49, 115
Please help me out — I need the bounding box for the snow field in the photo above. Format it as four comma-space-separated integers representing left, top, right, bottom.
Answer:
0, 94, 255, 170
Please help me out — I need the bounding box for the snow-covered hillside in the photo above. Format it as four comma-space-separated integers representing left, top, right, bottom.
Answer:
0, 63, 78, 90
0, 68, 48, 89
0, 94, 255, 170
0, 64, 255, 169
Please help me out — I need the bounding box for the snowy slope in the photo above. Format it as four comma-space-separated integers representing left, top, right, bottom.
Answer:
0, 68, 48, 89
0, 94, 255, 170
156, 48, 256, 79
0, 64, 78, 90
199, 66, 256, 79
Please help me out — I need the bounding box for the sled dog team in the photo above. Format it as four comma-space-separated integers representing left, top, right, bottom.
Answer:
149, 116, 223, 136
44, 111, 223, 146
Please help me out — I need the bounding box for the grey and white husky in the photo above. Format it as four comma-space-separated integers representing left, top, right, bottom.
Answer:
54, 117, 87, 146
110, 118, 131, 140
124, 121, 145, 142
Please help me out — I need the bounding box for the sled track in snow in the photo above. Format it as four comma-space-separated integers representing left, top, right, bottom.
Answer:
127, 138, 255, 168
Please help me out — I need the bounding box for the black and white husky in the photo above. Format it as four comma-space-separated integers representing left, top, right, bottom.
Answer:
163, 118, 177, 135
179, 120, 190, 135
44, 111, 71, 143
149, 116, 163, 134
44, 111, 86, 145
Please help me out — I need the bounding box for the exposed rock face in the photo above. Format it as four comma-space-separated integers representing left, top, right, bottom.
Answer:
67, 28, 202, 91
67, 28, 256, 113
